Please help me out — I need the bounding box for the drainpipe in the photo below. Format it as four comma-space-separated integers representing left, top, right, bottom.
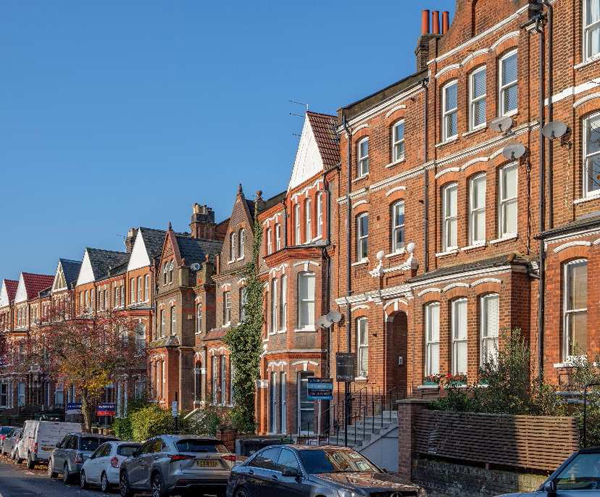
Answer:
544, 0, 554, 229
342, 114, 352, 447
422, 78, 430, 273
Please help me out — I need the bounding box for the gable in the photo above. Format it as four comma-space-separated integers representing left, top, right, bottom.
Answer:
288, 117, 325, 191
14, 274, 28, 304
0, 281, 11, 307
76, 250, 95, 286
52, 263, 67, 292
127, 230, 151, 271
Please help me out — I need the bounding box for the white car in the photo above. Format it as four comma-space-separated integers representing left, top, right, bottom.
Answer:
79, 440, 140, 493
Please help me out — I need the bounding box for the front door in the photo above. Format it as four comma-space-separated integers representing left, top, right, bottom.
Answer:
269, 372, 278, 434
387, 312, 408, 398
297, 372, 314, 435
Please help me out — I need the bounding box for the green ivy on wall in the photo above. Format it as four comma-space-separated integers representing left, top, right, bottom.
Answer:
224, 202, 264, 433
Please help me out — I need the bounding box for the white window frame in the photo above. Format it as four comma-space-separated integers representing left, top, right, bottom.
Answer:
391, 201, 405, 253
137, 276, 143, 303
499, 50, 518, 117
563, 259, 588, 361
584, 0, 600, 61
357, 317, 369, 378
480, 293, 500, 367
239, 229, 245, 259
451, 298, 468, 376
196, 302, 203, 334
498, 163, 518, 238
144, 274, 150, 302
267, 228, 273, 255
305, 198, 312, 243
356, 213, 369, 262
392, 120, 405, 162
297, 272, 315, 331
276, 223, 282, 250
357, 137, 369, 177
583, 113, 600, 198
294, 203, 301, 245
270, 278, 278, 335
425, 303, 441, 377
170, 305, 176, 335
316, 192, 324, 238
279, 274, 287, 331
469, 66, 487, 130
239, 287, 247, 322
223, 291, 231, 326
442, 183, 458, 251
469, 173, 487, 245
442, 80, 459, 142
230, 232, 236, 262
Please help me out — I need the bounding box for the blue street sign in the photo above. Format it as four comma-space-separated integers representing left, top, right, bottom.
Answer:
307, 378, 333, 401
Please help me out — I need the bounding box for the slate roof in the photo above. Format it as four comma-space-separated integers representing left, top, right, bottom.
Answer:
87, 248, 131, 280
408, 254, 531, 284
306, 111, 340, 170
22, 273, 55, 300
204, 328, 228, 342
537, 213, 600, 240
139, 227, 167, 260
59, 259, 82, 288
175, 235, 223, 266
4, 280, 18, 302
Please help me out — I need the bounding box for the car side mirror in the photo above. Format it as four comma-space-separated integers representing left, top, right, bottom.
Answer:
282, 468, 301, 478
543, 480, 557, 495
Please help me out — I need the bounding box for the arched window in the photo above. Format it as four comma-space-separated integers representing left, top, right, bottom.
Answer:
391, 201, 405, 253
392, 121, 405, 162
316, 192, 324, 238
230, 232, 236, 262
294, 203, 301, 245
275, 223, 282, 250
357, 137, 369, 177
305, 198, 312, 242
239, 229, 245, 259
137, 276, 143, 303
563, 259, 588, 360
196, 303, 203, 334
357, 317, 369, 378
297, 272, 315, 330
163, 263, 168, 285
356, 213, 369, 261
270, 278, 278, 334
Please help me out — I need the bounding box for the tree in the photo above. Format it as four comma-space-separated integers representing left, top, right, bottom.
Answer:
22, 309, 145, 431
224, 201, 264, 433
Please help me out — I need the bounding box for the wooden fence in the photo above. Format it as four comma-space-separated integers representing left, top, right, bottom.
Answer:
414, 410, 579, 471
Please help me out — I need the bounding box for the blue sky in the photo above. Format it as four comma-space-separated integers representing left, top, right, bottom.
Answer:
0, 0, 454, 280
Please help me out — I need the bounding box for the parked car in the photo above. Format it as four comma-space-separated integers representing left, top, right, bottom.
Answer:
80, 441, 140, 493
119, 435, 237, 497
227, 445, 426, 497
2, 428, 22, 457
49, 432, 118, 484
498, 446, 600, 496
18, 420, 82, 469
0, 426, 17, 454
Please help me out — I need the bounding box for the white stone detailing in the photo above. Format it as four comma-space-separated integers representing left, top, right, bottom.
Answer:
544, 78, 600, 106
574, 92, 600, 109
471, 278, 503, 287
291, 179, 324, 202
553, 241, 592, 253
352, 123, 369, 133
417, 288, 441, 297
435, 167, 460, 179
269, 263, 289, 276
262, 212, 282, 226
352, 200, 369, 209
220, 283, 232, 290
435, 63, 460, 79
209, 347, 228, 355
268, 360, 288, 369
292, 261, 320, 269
442, 282, 470, 293
489, 31, 519, 51
291, 360, 319, 371
351, 304, 369, 312
385, 105, 406, 118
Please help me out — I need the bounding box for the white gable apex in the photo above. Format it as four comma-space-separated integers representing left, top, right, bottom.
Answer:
76, 251, 95, 286
127, 230, 151, 272
14, 274, 28, 303
288, 116, 324, 191
0, 281, 10, 308
52, 262, 67, 292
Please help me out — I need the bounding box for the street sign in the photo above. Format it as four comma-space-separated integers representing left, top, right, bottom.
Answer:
336, 353, 356, 382
96, 403, 116, 417
307, 378, 333, 401
66, 403, 82, 415
171, 401, 178, 417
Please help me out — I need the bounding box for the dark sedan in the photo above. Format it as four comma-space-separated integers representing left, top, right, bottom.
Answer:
226, 444, 425, 497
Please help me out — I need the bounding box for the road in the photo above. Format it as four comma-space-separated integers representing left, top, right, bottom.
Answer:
0, 458, 114, 497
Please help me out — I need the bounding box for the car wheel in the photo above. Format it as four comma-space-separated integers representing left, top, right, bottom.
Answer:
101, 471, 110, 493
80, 470, 88, 489
234, 487, 250, 497
151, 472, 167, 497
63, 463, 72, 484
26, 452, 35, 470
120, 471, 134, 497
48, 459, 58, 478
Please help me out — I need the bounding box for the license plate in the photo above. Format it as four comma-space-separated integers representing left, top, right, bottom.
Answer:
196, 460, 218, 468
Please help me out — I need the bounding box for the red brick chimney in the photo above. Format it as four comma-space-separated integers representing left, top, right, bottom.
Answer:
189, 204, 217, 240
442, 11, 450, 35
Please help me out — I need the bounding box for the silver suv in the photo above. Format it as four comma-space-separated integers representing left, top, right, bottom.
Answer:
119, 435, 236, 497
49, 433, 118, 484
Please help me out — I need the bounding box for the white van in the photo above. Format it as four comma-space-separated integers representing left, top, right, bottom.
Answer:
18, 420, 82, 468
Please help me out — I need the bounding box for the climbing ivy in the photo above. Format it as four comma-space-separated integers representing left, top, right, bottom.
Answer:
224, 202, 264, 433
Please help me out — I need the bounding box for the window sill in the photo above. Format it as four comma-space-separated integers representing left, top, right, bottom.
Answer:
554, 362, 576, 369
237, 256, 245, 261
277, 329, 286, 334
353, 174, 369, 183
435, 248, 459, 258
461, 242, 487, 252
574, 193, 600, 205
386, 249, 406, 258
462, 125, 487, 138
385, 157, 406, 169
227, 260, 235, 265
417, 384, 440, 390
490, 234, 518, 245
502, 109, 519, 119
574, 55, 600, 70
435, 136, 458, 148
355, 376, 368, 381
294, 328, 316, 333
352, 259, 369, 267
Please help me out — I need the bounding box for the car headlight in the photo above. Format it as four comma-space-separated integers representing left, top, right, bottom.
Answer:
337, 490, 362, 497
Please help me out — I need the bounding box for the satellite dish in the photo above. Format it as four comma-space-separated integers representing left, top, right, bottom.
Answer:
326, 310, 342, 324
317, 315, 333, 329
490, 116, 514, 133
190, 263, 201, 271
542, 121, 569, 140
502, 143, 527, 161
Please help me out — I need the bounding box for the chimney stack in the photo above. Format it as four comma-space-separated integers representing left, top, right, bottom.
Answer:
432, 11, 440, 35
189, 203, 217, 240
125, 228, 137, 253
442, 11, 450, 35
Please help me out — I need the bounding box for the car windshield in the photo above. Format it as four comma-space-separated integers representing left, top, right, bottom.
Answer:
80, 437, 115, 452
176, 440, 228, 453
298, 449, 379, 474
555, 452, 600, 490
117, 445, 140, 457
0, 427, 14, 435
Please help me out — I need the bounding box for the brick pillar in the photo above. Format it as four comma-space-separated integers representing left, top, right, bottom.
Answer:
397, 399, 429, 481
217, 427, 237, 453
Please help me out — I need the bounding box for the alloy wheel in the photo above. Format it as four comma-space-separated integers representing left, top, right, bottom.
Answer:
80, 470, 88, 489
101, 472, 109, 493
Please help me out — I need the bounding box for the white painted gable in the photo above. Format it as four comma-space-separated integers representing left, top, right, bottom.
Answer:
52, 262, 67, 292
76, 250, 95, 286
14, 274, 28, 303
0, 281, 10, 308
288, 116, 324, 191
127, 230, 151, 271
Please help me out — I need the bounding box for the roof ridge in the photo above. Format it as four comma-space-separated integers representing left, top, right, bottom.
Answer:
307, 110, 337, 118
21, 271, 54, 277
59, 258, 82, 263
86, 247, 128, 255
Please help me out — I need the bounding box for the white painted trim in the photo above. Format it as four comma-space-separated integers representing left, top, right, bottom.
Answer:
442, 282, 470, 293
292, 261, 320, 268
545, 78, 600, 106
290, 178, 324, 202
490, 31, 519, 51
490, 234, 518, 245
352, 123, 369, 133
351, 304, 369, 312
417, 288, 441, 297
471, 278, 502, 287
553, 241, 592, 253
384, 104, 406, 118
574, 54, 600, 70
435, 63, 460, 79
385, 186, 406, 197
352, 199, 369, 209
574, 92, 600, 109
435, 249, 459, 258
435, 167, 460, 179
262, 212, 282, 226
